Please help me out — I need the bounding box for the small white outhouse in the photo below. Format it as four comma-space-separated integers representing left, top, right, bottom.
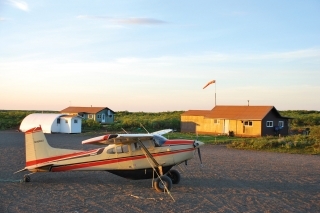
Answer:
59, 115, 82, 133
19, 113, 82, 134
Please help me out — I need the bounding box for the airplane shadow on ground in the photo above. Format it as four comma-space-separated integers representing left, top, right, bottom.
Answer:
15, 171, 319, 195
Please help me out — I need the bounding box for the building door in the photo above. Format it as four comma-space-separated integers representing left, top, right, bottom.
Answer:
224, 119, 229, 134
102, 114, 105, 123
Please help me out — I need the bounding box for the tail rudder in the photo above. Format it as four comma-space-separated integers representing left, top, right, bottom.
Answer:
25, 126, 53, 167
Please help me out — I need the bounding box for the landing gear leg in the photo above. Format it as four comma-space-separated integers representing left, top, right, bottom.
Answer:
23, 174, 31, 182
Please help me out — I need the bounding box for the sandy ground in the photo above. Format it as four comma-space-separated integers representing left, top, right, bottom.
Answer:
0, 130, 319, 213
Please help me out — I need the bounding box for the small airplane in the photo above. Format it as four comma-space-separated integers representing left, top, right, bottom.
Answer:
15, 126, 204, 194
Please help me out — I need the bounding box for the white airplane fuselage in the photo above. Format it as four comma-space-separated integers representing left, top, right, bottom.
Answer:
22, 127, 203, 180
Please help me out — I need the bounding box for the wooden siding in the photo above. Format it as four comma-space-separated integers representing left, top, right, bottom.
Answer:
182, 116, 262, 137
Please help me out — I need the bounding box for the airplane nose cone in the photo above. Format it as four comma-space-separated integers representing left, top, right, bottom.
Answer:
194, 140, 204, 148
199, 141, 205, 147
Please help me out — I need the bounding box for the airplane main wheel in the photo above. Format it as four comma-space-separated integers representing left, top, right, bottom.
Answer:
167, 169, 181, 184
23, 174, 30, 182
153, 175, 172, 192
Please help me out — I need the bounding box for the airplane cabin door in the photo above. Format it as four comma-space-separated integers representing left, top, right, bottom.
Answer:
114, 144, 134, 170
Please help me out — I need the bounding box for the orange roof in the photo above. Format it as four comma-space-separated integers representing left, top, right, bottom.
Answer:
205, 105, 277, 120
60, 106, 112, 114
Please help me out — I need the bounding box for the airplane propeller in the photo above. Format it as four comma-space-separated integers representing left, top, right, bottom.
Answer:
197, 147, 202, 165
193, 140, 203, 166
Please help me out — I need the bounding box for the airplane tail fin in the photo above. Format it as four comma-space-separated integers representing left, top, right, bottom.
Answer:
15, 126, 83, 174
25, 126, 53, 167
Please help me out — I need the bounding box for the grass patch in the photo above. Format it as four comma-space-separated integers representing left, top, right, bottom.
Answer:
227, 135, 320, 155
164, 132, 237, 144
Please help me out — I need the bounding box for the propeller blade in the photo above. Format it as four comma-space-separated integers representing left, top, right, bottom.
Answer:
197, 147, 202, 165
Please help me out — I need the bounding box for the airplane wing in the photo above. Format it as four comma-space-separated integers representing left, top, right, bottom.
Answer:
82, 129, 172, 145
151, 129, 173, 135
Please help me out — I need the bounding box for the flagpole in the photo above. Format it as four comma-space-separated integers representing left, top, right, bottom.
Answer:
215, 82, 216, 106
203, 79, 216, 107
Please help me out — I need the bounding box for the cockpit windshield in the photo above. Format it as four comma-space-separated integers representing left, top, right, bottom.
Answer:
153, 134, 167, 147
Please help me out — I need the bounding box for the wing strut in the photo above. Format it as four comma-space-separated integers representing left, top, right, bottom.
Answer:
137, 139, 163, 175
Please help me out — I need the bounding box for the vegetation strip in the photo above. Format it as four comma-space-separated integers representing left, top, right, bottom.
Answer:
1, 110, 319, 155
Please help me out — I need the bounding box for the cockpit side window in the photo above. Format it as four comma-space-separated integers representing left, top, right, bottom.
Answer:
107, 145, 129, 154
133, 142, 141, 151
142, 140, 155, 149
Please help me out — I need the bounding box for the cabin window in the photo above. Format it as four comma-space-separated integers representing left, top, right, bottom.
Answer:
88, 114, 93, 119
107, 145, 129, 154
97, 114, 101, 119
132, 141, 154, 149
143, 140, 155, 149
74, 119, 78, 124
244, 120, 252, 126
278, 121, 284, 127
65, 120, 68, 123
57, 118, 60, 124
214, 119, 220, 124
266, 121, 273, 127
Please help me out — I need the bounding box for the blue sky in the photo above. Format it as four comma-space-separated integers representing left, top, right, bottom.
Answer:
1, 0, 319, 112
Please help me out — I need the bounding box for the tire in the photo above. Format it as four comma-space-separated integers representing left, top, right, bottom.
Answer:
153, 175, 172, 192
167, 169, 181, 184
23, 175, 30, 182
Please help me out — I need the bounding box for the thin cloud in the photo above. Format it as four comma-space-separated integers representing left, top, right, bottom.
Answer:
116, 17, 167, 25
77, 15, 167, 25
240, 48, 320, 61
8, 0, 29, 12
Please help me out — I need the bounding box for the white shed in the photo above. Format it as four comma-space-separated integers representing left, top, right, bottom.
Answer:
19, 113, 82, 134
59, 115, 82, 133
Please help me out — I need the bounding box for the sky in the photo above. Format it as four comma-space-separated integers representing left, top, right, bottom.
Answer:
1, 0, 320, 112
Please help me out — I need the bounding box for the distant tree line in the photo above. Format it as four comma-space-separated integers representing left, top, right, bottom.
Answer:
0, 110, 57, 130
280, 110, 320, 127
1, 110, 320, 131
106, 111, 183, 132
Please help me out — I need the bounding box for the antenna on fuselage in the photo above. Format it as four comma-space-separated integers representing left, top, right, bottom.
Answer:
140, 123, 150, 134
121, 128, 128, 134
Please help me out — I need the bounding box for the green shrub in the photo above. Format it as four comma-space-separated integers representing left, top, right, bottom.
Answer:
82, 119, 102, 131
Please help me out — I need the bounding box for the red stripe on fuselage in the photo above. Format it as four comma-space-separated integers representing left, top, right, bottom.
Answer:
50, 148, 195, 172
26, 149, 100, 167
163, 140, 194, 146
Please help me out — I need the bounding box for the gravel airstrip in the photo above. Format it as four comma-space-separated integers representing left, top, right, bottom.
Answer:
0, 130, 319, 213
